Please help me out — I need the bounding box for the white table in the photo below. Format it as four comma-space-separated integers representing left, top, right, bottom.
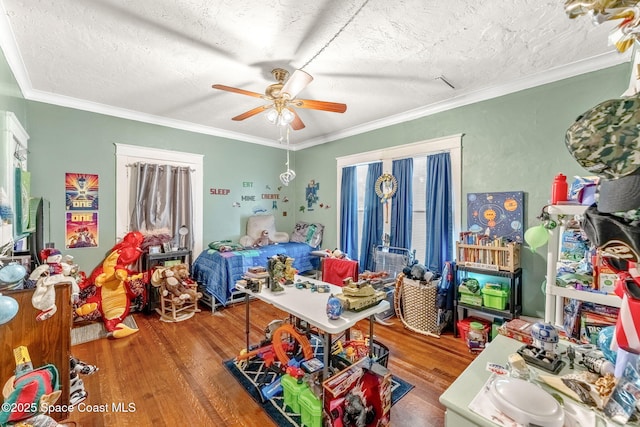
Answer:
235, 275, 390, 378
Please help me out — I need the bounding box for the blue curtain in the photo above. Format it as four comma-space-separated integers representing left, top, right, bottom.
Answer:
425, 152, 453, 272
340, 166, 359, 261
359, 162, 383, 272
390, 158, 413, 250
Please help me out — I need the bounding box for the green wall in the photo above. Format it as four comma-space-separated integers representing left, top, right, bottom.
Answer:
24, 102, 299, 270
295, 64, 629, 317
0, 45, 630, 317
0, 48, 26, 124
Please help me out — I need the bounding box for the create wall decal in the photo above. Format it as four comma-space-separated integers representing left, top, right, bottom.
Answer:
466, 191, 524, 242
305, 180, 319, 211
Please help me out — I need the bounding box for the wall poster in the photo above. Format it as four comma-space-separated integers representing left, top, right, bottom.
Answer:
65, 173, 99, 248
466, 191, 524, 242
65, 211, 98, 249
65, 173, 99, 210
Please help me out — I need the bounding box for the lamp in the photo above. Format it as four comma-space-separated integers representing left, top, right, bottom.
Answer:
265, 102, 295, 127
280, 69, 313, 99
178, 225, 189, 250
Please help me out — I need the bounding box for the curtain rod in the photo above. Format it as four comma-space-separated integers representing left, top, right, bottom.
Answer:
125, 162, 195, 172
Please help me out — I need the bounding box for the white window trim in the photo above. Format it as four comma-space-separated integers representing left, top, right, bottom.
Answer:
335, 133, 463, 246
114, 143, 204, 256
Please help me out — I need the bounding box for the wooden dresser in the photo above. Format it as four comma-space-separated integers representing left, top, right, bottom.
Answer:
0, 283, 71, 421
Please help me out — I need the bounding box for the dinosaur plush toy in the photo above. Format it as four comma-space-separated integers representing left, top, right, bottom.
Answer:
75, 231, 144, 338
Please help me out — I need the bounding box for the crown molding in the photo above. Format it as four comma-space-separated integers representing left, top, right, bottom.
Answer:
295, 50, 631, 150
1, 0, 630, 153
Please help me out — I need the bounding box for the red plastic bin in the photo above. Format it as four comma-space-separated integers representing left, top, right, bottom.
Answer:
457, 317, 492, 343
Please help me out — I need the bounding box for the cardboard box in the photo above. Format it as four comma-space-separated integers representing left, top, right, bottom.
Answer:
498, 318, 534, 345
323, 357, 391, 427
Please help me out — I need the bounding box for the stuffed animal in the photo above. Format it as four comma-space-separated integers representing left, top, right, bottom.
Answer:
168, 264, 202, 301
74, 231, 144, 338
151, 265, 202, 305
253, 230, 273, 248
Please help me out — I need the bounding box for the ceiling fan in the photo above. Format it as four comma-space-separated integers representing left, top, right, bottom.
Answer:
212, 68, 347, 130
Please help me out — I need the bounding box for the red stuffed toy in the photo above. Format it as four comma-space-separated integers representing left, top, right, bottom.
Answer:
75, 231, 145, 338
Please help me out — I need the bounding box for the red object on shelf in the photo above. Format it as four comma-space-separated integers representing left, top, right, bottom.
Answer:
456, 317, 491, 344
551, 173, 568, 204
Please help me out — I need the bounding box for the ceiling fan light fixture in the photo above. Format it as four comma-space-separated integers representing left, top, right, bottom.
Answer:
265, 108, 279, 124
280, 108, 295, 124
281, 69, 313, 99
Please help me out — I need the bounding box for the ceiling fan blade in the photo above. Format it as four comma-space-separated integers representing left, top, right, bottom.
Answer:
231, 105, 271, 121
292, 98, 347, 113
212, 84, 264, 98
290, 110, 305, 130
281, 69, 313, 99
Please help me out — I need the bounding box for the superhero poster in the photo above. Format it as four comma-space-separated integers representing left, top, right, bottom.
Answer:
65, 211, 99, 249
466, 191, 524, 242
65, 173, 99, 211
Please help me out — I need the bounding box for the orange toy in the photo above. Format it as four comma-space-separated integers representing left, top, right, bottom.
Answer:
75, 231, 144, 338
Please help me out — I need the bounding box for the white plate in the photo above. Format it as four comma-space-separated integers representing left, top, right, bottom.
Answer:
489, 377, 564, 427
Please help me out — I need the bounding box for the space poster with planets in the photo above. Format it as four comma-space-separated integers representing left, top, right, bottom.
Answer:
466, 191, 524, 242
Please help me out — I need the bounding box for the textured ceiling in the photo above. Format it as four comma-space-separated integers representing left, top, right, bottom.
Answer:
0, 0, 631, 148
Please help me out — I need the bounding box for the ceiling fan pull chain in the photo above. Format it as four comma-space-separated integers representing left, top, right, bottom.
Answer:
300, 0, 371, 71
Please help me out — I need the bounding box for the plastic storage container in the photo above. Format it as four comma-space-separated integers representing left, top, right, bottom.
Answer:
458, 283, 482, 306
281, 374, 308, 413
482, 286, 509, 310
467, 321, 488, 352
298, 387, 322, 427
457, 317, 491, 344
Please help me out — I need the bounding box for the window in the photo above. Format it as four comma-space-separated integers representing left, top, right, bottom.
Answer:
115, 144, 204, 256
337, 134, 462, 267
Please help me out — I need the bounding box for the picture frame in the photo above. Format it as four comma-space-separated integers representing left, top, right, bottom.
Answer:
149, 245, 162, 254
162, 242, 172, 253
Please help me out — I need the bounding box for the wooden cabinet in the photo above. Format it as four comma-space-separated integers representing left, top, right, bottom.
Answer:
0, 283, 71, 421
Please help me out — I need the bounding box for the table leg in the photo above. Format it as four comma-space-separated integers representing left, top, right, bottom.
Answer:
369, 314, 375, 357
245, 293, 250, 351
323, 331, 331, 380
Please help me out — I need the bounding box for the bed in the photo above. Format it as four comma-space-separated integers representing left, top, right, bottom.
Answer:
192, 242, 319, 307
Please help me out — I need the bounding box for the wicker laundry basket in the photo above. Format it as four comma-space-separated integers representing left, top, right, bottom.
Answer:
393, 273, 440, 338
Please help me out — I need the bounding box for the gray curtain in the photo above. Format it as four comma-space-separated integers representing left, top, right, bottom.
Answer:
130, 163, 194, 250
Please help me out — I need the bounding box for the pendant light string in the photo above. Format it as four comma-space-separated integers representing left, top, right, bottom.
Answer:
279, 126, 296, 186
300, 0, 371, 71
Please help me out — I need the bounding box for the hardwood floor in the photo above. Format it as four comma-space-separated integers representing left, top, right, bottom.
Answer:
65, 300, 475, 426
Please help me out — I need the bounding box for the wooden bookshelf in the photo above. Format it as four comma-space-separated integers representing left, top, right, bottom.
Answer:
456, 242, 521, 272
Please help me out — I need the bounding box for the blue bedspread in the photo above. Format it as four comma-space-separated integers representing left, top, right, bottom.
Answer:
191, 242, 318, 305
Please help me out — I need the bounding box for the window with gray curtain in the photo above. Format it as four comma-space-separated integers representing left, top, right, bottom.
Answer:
130, 163, 194, 251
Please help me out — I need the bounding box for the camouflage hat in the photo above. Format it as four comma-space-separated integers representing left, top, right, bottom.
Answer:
565, 95, 640, 179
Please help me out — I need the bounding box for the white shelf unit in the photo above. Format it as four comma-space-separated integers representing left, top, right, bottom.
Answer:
544, 204, 621, 327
